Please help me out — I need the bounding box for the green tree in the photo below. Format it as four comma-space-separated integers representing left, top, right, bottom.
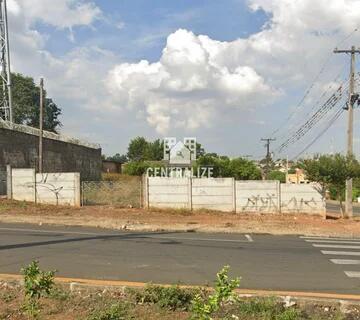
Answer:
301, 154, 360, 216
106, 153, 128, 163
146, 139, 163, 161
12, 73, 62, 133
229, 157, 262, 180
127, 137, 149, 161
268, 170, 286, 183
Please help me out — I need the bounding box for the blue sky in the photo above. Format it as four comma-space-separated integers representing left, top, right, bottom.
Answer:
8, 0, 360, 160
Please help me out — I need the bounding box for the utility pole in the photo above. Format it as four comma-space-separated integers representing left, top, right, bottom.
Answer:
0, 0, 12, 122
261, 138, 276, 179
38, 78, 44, 173
334, 46, 360, 218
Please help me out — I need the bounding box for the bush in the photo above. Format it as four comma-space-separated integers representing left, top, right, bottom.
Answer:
191, 266, 240, 320
21, 260, 56, 319
88, 302, 132, 320
129, 284, 196, 311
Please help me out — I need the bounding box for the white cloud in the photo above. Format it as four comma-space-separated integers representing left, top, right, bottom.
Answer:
108, 29, 277, 133
106, 0, 360, 134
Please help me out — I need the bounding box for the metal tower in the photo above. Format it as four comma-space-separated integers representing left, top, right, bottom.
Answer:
0, 0, 12, 122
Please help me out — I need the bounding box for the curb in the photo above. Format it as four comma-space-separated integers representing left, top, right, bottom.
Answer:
2, 273, 360, 302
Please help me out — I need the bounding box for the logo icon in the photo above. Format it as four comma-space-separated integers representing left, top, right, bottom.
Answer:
163, 137, 196, 166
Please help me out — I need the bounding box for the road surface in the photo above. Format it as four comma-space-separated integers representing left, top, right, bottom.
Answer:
0, 223, 360, 294
326, 201, 360, 215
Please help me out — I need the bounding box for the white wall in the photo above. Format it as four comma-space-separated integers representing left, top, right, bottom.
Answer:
192, 178, 234, 212
146, 177, 325, 215
36, 172, 80, 206
11, 168, 36, 202
148, 177, 190, 209
280, 183, 325, 215
10, 168, 80, 206
236, 181, 280, 213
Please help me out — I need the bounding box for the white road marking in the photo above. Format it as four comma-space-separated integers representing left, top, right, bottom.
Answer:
0, 227, 252, 243
344, 271, 360, 278
301, 236, 360, 241
321, 250, 360, 256
313, 244, 360, 249
305, 239, 360, 244
330, 259, 360, 265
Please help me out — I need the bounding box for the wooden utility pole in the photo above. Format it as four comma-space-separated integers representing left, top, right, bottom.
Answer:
334, 46, 360, 218
38, 78, 44, 173
261, 138, 276, 179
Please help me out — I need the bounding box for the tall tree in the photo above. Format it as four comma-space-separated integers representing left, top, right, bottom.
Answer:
12, 73, 62, 133
301, 154, 360, 216
127, 137, 149, 161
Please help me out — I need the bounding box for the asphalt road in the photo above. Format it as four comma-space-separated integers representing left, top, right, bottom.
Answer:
326, 201, 360, 215
1, 223, 360, 294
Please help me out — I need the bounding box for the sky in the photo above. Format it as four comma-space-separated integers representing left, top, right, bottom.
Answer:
6, 0, 360, 160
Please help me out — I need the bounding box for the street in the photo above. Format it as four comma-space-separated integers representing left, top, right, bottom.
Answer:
0, 223, 360, 294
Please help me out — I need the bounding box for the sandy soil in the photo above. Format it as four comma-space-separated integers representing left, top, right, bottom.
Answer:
0, 199, 359, 237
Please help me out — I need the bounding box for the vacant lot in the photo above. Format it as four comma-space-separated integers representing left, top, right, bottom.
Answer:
1, 199, 360, 237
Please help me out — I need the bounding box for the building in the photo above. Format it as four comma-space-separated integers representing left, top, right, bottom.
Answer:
102, 160, 122, 173
287, 168, 309, 184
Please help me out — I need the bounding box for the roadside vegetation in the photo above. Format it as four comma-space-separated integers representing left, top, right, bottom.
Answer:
0, 261, 358, 319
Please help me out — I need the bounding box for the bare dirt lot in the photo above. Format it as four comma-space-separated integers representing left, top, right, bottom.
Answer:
1, 199, 360, 237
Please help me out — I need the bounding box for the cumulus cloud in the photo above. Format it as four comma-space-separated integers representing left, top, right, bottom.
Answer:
106, 0, 360, 134
107, 29, 277, 133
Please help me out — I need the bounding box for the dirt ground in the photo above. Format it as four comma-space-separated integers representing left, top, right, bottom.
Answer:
1, 199, 360, 237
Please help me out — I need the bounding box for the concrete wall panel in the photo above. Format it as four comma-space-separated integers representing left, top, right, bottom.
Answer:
192, 178, 234, 212
236, 180, 279, 213
12, 168, 35, 202
148, 177, 190, 209
280, 183, 325, 215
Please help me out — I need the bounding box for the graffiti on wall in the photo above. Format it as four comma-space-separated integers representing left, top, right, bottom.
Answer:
240, 193, 278, 212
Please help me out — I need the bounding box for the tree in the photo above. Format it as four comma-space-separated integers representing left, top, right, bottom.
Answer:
12, 73, 62, 133
268, 170, 286, 183
106, 153, 128, 163
301, 154, 360, 217
146, 139, 163, 161
127, 137, 149, 161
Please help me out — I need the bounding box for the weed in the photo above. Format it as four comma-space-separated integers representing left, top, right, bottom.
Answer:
21, 260, 56, 319
88, 302, 132, 320
129, 284, 197, 311
191, 266, 240, 320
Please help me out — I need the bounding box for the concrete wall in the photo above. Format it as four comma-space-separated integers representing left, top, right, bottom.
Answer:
0, 121, 102, 181
236, 180, 280, 213
192, 178, 235, 212
12, 168, 36, 202
280, 183, 325, 215
148, 177, 190, 209
146, 177, 325, 215
36, 172, 80, 206
10, 168, 80, 206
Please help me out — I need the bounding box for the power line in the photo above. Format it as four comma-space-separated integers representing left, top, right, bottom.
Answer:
276, 82, 348, 153
291, 107, 345, 160
270, 28, 359, 139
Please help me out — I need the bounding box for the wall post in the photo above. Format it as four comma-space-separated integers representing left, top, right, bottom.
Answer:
188, 177, 193, 211
277, 180, 281, 213
232, 178, 236, 213
74, 173, 81, 207
6, 164, 12, 199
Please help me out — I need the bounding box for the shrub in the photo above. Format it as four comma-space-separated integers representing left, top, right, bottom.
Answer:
129, 284, 196, 311
21, 260, 56, 319
88, 302, 132, 320
191, 266, 240, 320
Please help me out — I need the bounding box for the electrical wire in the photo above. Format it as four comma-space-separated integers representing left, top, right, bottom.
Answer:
291, 107, 345, 160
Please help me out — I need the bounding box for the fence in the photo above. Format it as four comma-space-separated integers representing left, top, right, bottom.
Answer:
145, 177, 325, 215
9, 167, 80, 206
82, 177, 141, 207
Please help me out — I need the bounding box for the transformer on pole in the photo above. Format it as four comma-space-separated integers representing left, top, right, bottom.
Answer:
0, 0, 12, 122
